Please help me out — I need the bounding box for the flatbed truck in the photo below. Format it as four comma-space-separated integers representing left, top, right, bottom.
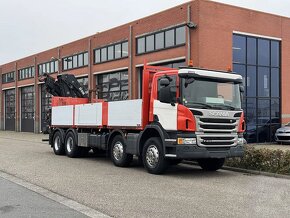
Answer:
43, 64, 245, 174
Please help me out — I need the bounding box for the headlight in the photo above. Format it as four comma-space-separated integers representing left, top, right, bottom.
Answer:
177, 138, 196, 145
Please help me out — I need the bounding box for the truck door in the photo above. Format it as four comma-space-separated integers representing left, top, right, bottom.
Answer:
153, 75, 178, 131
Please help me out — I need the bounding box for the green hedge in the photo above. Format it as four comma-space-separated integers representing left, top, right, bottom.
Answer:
226, 146, 290, 175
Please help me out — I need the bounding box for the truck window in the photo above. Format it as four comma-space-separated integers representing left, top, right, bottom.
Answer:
157, 75, 177, 103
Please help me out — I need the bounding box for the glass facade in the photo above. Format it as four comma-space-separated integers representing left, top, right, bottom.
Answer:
136, 25, 186, 54
41, 85, 52, 131
233, 34, 281, 143
77, 77, 89, 95
97, 71, 128, 101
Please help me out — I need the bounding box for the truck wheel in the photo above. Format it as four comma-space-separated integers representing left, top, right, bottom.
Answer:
111, 135, 133, 167
197, 158, 225, 171
65, 131, 81, 158
142, 137, 169, 174
52, 131, 65, 155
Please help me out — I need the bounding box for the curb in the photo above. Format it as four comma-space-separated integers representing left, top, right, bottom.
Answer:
222, 166, 290, 180
183, 161, 290, 180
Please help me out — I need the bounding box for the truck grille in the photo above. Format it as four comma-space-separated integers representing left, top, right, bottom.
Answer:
197, 135, 237, 147
198, 118, 238, 133
192, 109, 242, 147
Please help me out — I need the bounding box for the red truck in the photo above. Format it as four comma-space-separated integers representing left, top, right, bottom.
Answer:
43, 63, 245, 174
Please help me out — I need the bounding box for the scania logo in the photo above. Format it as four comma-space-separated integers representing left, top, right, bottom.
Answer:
208, 111, 230, 117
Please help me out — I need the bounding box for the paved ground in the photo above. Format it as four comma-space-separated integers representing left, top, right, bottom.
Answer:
0, 177, 88, 218
0, 131, 290, 217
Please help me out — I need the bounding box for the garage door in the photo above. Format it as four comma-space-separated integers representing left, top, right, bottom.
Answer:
21, 86, 34, 132
5, 89, 16, 131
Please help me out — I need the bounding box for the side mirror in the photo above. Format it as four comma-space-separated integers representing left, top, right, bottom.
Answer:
160, 78, 170, 87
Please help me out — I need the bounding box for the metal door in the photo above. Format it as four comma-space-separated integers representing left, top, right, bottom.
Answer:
21, 86, 34, 132
5, 89, 16, 131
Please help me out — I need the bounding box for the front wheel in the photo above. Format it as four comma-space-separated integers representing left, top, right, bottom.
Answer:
197, 158, 225, 171
110, 135, 133, 167
142, 137, 169, 174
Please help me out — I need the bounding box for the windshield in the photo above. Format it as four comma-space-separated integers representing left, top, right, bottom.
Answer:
181, 78, 242, 110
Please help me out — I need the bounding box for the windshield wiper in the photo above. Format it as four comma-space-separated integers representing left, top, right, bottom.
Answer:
186, 102, 213, 109
212, 104, 238, 111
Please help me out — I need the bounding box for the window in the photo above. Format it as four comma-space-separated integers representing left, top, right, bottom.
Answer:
108, 46, 114, 60
165, 29, 175, 47
94, 40, 129, 64
146, 35, 154, 52
157, 75, 177, 103
19, 66, 35, 80
41, 85, 52, 131
233, 34, 280, 143
176, 26, 186, 45
38, 60, 58, 75
136, 25, 186, 54
155, 32, 164, 50
97, 70, 128, 101
62, 52, 88, 71
77, 77, 89, 95
95, 49, 101, 63
2, 71, 15, 83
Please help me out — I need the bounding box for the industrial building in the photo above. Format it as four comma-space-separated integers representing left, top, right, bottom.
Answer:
1, 0, 290, 143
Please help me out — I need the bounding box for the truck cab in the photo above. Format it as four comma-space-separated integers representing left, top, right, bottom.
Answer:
140, 65, 245, 173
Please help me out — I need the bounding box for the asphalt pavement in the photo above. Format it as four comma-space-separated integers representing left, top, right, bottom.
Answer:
0, 131, 289, 218
0, 176, 87, 218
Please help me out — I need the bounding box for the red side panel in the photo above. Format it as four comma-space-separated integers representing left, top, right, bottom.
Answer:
177, 105, 196, 132
102, 102, 108, 126
51, 97, 89, 107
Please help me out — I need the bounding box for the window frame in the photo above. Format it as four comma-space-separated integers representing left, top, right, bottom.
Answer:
93, 40, 129, 64
61, 51, 89, 72
18, 66, 35, 80
136, 24, 186, 55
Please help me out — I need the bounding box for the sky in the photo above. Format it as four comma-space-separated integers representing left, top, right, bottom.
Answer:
0, 0, 289, 65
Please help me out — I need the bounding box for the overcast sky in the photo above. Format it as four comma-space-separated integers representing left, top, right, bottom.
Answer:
0, 0, 289, 65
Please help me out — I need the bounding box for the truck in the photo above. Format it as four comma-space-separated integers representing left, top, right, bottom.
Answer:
41, 63, 245, 174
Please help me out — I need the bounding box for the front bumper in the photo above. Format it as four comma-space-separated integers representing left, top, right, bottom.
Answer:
275, 133, 290, 142
175, 144, 244, 159
164, 133, 244, 159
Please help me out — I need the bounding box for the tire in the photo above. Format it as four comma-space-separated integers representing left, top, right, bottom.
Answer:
65, 131, 81, 158
52, 131, 65, 155
110, 135, 133, 167
197, 158, 225, 171
142, 137, 169, 174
